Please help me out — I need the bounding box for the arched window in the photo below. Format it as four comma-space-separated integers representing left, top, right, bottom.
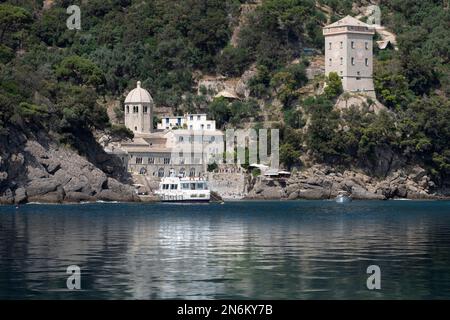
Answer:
126, 106, 129, 113
139, 167, 147, 175
179, 168, 186, 177
158, 168, 165, 177
189, 168, 195, 177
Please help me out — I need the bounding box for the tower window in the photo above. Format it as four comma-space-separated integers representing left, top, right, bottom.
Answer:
351, 57, 355, 65
340, 57, 343, 65
365, 58, 369, 66
329, 42, 332, 50
365, 42, 369, 50
340, 41, 343, 49
351, 41, 355, 49
126, 106, 129, 113
329, 58, 332, 66
143, 106, 148, 113
134, 126, 137, 131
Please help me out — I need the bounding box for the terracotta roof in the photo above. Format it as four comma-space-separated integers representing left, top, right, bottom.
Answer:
325, 15, 371, 28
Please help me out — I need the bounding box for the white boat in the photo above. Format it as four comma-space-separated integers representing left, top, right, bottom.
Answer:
154, 176, 210, 202
336, 191, 352, 203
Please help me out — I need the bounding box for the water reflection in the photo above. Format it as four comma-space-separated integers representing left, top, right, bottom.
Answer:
1, 201, 450, 299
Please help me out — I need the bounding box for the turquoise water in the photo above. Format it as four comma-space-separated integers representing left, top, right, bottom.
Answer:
0, 200, 450, 299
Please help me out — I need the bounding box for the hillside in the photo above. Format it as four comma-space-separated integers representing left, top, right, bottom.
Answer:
1, 0, 450, 203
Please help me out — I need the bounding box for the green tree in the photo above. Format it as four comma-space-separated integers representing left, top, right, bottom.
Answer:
324, 72, 343, 99
0, 4, 31, 43
280, 143, 301, 170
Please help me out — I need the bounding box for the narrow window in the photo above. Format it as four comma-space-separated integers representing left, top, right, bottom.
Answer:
365, 42, 369, 50
329, 42, 332, 50
329, 58, 332, 66
365, 58, 369, 66
340, 57, 343, 65
351, 41, 355, 49
143, 106, 148, 113
207, 124, 211, 130
340, 41, 343, 49
351, 57, 355, 65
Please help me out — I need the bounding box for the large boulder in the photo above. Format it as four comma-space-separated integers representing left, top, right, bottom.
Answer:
14, 187, 27, 204
25, 178, 59, 197
298, 188, 329, 200
64, 192, 96, 203
0, 188, 14, 204
351, 185, 385, 200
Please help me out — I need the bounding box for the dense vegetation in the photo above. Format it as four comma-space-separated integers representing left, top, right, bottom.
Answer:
0, 0, 449, 186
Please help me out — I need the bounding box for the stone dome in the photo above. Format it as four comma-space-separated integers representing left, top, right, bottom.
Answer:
124, 81, 153, 104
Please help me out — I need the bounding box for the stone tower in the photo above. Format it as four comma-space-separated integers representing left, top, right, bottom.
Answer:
124, 81, 153, 134
323, 16, 375, 97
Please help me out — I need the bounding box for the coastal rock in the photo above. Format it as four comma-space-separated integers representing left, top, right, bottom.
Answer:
351, 185, 385, 200
25, 178, 59, 197
63, 176, 88, 193
64, 192, 96, 203
244, 163, 443, 201
14, 187, 27, 204
28, 187, 64, 203
97, 189, 136, 202
298, 188, 329, 200
0, 188, 14, 204
288, 191, 299, 200
0, 127, 137, 204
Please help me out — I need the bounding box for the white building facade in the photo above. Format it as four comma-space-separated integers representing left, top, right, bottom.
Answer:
157, 114, 216, 131
323, 16, 376, 97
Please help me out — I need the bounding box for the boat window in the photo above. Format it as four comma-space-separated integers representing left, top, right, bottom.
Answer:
181, 183, 190, 189
190, 183, 196, 190
196, 183, 205, 190
170, 184, 177, 190
162, 184, 170, 190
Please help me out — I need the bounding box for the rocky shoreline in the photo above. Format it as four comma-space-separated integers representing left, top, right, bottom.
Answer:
1, 132, 449, 204
245, 164, 449, 201
0, 131, 140, 205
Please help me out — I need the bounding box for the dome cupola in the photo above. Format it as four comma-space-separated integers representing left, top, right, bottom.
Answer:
125, 81, 153, 104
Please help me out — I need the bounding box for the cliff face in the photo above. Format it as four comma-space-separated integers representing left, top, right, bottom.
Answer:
0, 128, 139, 204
